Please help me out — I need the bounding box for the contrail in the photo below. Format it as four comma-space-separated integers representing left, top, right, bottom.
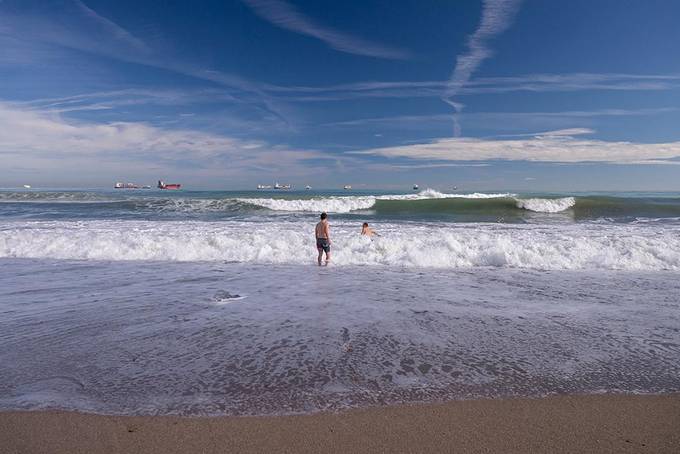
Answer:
243, 0, 410, 60
443, 0, 522, 136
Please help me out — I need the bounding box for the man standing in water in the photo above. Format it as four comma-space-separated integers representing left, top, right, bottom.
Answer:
315, 212, 331, 266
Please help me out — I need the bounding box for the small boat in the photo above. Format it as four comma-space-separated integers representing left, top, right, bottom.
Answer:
157, 180, 181, 190
305, 185, 312, 190
343, 185, 352, 190
257, 184, 273, 190
23, 184, 31, 189
413, 184, 419, 190
274, 183, 291, 190
452, 186, 458, 191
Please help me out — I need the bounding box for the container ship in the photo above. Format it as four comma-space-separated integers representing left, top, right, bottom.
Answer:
157, 180, 181, 190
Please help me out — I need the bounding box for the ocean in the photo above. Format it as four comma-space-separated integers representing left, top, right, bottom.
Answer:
1, 188, 679, 415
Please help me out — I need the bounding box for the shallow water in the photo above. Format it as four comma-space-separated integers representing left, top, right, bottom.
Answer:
1, 259, 678, 416
2, 188, 679, 416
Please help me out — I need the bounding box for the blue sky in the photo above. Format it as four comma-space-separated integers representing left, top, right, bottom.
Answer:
1, 0, 680, 190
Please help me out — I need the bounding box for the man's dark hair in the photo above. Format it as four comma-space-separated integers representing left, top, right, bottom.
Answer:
363, 222, 369, 227
320, 212, 327, 220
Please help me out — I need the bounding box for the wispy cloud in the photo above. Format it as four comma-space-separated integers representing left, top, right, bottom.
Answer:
442, 0, 522, 135
322, 107, 678, 130
242, 0, 409, 59
388, 163, 491, 169
354, 128, 680, 165
16, 89, 236, 112
257, 73, 680, 102
0, 1, 288, 123
0, 102, 320, 177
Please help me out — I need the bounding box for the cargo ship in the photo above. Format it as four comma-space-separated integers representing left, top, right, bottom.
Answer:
157, 180, 181, 190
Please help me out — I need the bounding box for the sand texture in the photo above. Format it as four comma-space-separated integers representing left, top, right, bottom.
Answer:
1, 394, 679, 453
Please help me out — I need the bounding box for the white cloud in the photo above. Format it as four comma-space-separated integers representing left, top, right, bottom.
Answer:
322, 108, 677, 131
535, 128, 594, 137
354, 129, 680, 164
0, 103, 320, 176
242, 0, 409, 59
388, 163, 490, 169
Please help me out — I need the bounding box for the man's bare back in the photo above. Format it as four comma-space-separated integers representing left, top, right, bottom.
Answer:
316, 221, 329, 238
315, 213, 331, 266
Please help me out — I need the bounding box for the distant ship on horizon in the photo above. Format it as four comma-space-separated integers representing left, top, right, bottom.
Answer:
157, 180, 181, 190
115, 182, 150, 189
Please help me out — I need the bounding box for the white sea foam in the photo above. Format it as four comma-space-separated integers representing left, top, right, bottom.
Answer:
2, 220, 679, 270
515, 197, 576, 213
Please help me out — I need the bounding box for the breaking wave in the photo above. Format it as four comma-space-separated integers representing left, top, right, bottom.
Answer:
515, 197, 576, 213
2, 220, 679, 271
3, 190, 680, 220
241, 196, 377, 213
241, 190, 530, 214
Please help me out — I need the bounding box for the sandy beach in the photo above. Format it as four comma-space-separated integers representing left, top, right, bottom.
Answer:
2, 394, 679, 453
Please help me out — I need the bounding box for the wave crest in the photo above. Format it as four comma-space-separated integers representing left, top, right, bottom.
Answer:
242, 190, 514, 213
241, 197, 377, 213
515, 197, 576, 213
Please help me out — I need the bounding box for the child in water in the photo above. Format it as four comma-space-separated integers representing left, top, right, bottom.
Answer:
361, 222, 379, 237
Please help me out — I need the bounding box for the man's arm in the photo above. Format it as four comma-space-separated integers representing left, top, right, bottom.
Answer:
324, 222, 331, 242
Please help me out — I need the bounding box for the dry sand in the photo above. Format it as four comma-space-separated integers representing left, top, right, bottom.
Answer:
1, 394, 679, 453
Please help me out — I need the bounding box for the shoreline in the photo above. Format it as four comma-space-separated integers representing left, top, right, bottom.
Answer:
2, 394, 679, 453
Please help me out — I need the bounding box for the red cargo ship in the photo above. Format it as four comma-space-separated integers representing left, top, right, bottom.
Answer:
157, 180, 182, 190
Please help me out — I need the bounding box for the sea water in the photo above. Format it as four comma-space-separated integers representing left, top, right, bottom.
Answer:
1, 189, 679, 415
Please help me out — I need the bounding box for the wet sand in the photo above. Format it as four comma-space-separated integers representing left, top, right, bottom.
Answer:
1, 394, 679, 453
